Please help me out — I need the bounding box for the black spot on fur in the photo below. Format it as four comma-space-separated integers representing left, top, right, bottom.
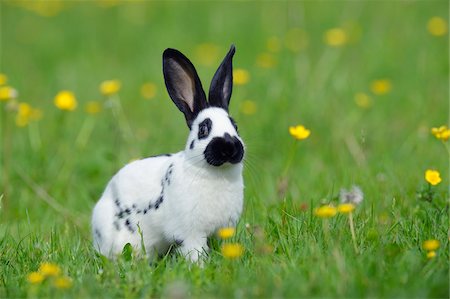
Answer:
114, 198, 120, 208
163, 164, 174, 186
144, 209, 148, 214
95, 229, 102, 240
136, 209, 142, 214
190, 140, 195, 149
155, 195, 164, 210
198, 118, 212, 139
125, 208, 131, 214
125, 219, 135, 233
113, 220, 120, 231
132, 204, 137, 209
175, 239, 184, 246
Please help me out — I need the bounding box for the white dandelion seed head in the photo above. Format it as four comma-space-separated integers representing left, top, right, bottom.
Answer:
340, 185, 364, 205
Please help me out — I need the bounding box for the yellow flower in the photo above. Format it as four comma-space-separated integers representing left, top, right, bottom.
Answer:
370, 79, 392, 95
285, 28, 308, 52
233, 69, 250, 85
53, 276, 73, 289
141, 82, 157, 100
354, 92, 372, 109
426, 251, 436, 259
54, 90, 77, 111
240, 100, 257, 115
217, 227, 236, 239
266, 36, 281, 53
431, 125, 450, 141
39, 262, 61, 277
221, 243, 244, 259
324, 28, 348, 47
194, 43, 220, 66
100, 79, 121, 96
423, 239, 440, 251
27, 272, 45, 284
0, 86, 18, 101
314, 205, 337, 218
337, 203, 355, 214
0, 73, 7, 85
289, 125, 311, 140
256, 53, 277, 69
425, 170, 442, 186
427, 17, 448, 36
15, 103, 43, 127
85, 101, 102, 115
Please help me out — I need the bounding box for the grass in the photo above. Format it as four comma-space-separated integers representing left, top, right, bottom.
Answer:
0, 1, 449, 298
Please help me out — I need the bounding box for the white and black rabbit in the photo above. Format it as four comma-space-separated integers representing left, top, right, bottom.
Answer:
92, 45, 244, 262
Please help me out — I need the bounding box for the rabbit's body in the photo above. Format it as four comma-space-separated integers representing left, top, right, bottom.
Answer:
92, 46, 245, 262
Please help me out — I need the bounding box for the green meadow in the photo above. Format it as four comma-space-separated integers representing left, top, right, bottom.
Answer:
0, 1, 449, 298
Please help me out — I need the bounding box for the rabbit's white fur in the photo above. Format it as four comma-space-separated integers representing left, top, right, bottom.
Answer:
92, 107, 244, 261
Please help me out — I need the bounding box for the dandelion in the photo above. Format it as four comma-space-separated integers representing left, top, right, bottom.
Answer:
354, 92, 372, 109
240, 100, 257, 115
39, 262, 61, 277
431, 125, 450, 141
314, 205, 337, 218
0, 86, 18, 101
423, 239, 440, 251
54, 90, 77, 111
427, 17, 448, 36
53, 276, 73, 289
27, 272, 45, 284
289, 125, 311, 140
266, 36, 281, 53
324, 28, 348, 47
221, 243, 244, 259
425, 169, 442, 186
256, 53, 277, 69
141, 82, 157, 100
0, 73, 7, 85
217, 227, 236, 239
340, 185, 364, 205
85, 101, 102, 115
337, 203, 355, 214
426, 251, 436, 259
194, 43, 220, 66
370, 79, 392, 95
233, 69, 250, 85
100, 79, 121, 96
285, 28, 308, 52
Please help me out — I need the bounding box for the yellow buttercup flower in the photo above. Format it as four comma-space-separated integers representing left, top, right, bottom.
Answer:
194, 43, 220, 66
39, 262, 61, 277
337, 203, 355, 214
370, 79, 392, 95
314, 205, 337, 218
233, 69, 250, 85
354, 92, 372, 109
221, 243, 244, 259
423, 239, 440, 251
256, 53, 277, 69
285, 28, 308, 52
289, 125, 311, 140
15, 103, 43, 127
426, 251, 436, 259
85, 101, 102, 115
53, 276, 73, 289
427, 17, 447, 36
100, 79, 121, 96
431, 126, 450, 141
141, 82, 157, 100
27, 272, 45, 284
240, 100, 257, 115
425, 170, 442, 186
324, 28, 348, 47
0, 86, 18, 101
0, 73, 7, 85
54, 90, 77, 111
217, 227, 236, 239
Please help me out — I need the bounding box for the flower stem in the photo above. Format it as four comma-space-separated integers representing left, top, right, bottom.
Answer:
348, 212, 359, 254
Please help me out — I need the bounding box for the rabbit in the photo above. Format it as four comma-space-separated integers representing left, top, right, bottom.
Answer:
91, 45, 245, 263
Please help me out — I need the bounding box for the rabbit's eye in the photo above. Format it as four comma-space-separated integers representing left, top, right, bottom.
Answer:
198, 118, 212, 139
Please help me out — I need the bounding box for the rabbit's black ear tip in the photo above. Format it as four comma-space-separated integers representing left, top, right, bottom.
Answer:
163, 48, 180, 59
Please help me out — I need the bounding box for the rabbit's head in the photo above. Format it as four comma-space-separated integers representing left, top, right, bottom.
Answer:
163, 45, 244, 167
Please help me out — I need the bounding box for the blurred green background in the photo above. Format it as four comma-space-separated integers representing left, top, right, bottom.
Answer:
0, 0, 448, 297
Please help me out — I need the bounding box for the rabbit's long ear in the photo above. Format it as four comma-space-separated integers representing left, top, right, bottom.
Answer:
208, 45, 235, 111
163, 48, 207, 128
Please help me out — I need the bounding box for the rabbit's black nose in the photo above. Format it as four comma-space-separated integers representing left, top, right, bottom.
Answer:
204, 133, 244, 166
